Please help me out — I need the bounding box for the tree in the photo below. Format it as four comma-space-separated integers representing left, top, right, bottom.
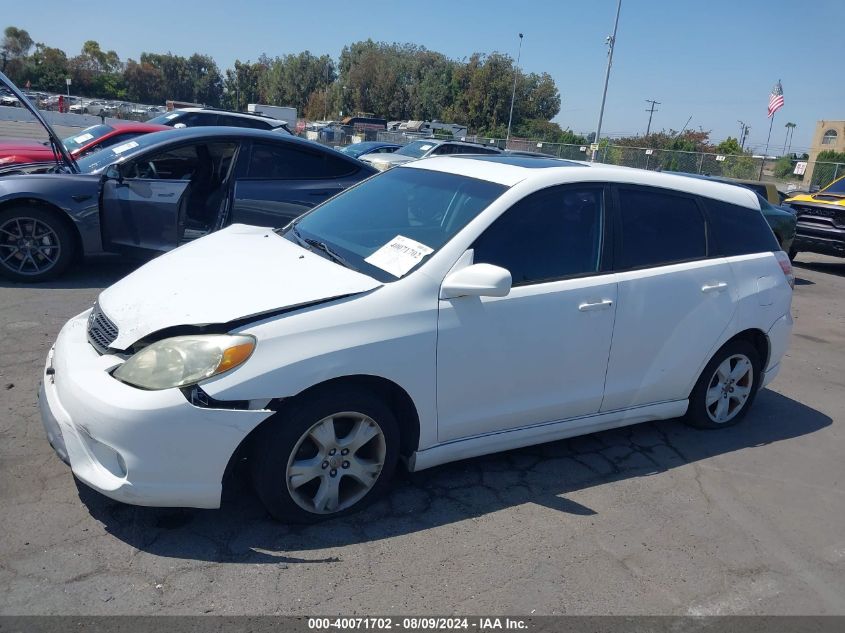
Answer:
27, 43, 68, 93
514, 119, 584, 144
187, 53, 223, 106
141, 52, 193, 101
223, 59, 266, 110
2, 26, 33, 59
259, 51, 334, 112
715, 136, 743, 155
303, 89, 330, 120
2, 26, 34, 82
123, 59, 164, 104
69, 40, 123, 97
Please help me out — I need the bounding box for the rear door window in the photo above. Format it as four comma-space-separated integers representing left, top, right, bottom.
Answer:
614, 187, 707, 269
247, 142, 357, 179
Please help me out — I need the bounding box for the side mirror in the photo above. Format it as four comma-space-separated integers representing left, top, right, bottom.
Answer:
440, 263, 512, 299
102, 163, 122, 183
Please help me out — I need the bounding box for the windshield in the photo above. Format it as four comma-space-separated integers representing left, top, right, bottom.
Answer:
283, 167, 507, 282
147, 112, 182, 125
75, 129, 175, 173
396, 140, 437, 158
340, 142, 376, 158
61, 124, 113, 152
820, 176, 845, 195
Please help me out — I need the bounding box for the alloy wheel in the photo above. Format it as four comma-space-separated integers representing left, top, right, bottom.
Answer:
285, 412, 387, 514
0, 216, 62, 276
705, 353, 754, 423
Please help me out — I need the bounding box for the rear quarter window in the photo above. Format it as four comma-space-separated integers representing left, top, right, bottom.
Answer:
614, 187, 707, 269
704, 198, 780, 256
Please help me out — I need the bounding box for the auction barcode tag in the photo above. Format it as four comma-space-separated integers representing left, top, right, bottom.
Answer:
365, 235, 434, 278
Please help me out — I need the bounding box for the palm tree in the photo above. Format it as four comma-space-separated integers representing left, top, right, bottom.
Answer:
784, 122, 797, 155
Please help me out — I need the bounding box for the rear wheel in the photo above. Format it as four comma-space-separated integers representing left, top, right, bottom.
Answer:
0, 206, 76, 282
250, 387, 399, 523
686, 340, 762, 429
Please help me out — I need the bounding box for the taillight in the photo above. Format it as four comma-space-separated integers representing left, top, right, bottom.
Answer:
774, 251, 795, 289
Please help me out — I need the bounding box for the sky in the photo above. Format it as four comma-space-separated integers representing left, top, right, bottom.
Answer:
4, 0, 843, 153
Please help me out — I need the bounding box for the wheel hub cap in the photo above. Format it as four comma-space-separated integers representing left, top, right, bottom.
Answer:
1, 217, 61, 276
705, 354, 753, 423
285, 412, 387, 515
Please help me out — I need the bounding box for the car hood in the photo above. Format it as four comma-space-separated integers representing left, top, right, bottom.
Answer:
786, 192, 845, 208
362, 153, 414, 166
0, 139, 50, 154
98, 224, 382, 350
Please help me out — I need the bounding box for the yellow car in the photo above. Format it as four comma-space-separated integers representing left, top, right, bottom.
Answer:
785, 175, 845, 259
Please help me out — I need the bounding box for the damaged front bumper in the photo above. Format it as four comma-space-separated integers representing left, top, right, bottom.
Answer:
37, 310, 274, 509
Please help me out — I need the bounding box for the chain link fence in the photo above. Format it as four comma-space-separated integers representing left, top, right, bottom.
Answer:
366, 131, 845, 194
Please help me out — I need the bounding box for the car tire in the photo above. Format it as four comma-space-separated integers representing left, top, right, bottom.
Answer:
0, 206, 76, 282
250, 386, 400, 523
685, 339, 762, 430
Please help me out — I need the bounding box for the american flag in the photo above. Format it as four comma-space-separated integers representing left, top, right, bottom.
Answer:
767, 80, 784, 118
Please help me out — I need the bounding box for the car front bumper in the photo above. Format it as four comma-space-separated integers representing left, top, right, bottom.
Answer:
793, 223, 845, 258
38, 311, 274, 509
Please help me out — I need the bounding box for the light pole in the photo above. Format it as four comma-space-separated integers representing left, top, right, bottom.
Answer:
505, 33, 524, 147
592, 0, 622, 161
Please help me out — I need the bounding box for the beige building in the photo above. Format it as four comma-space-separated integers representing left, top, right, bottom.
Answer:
803, 120, 845, 187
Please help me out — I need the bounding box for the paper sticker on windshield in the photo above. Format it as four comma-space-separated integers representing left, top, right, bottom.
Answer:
365, 235, 434, 278
73, 133, 94, 144
419, 144, 433, 151
165, 112, 179, 120
112, 140, 139, 154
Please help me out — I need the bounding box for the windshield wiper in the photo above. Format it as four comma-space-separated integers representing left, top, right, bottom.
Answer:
291, 226, 355, 270
304, 238, 355, 269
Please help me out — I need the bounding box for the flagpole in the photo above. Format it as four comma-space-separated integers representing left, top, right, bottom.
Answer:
764, 112, 775, 157
760, 112, 775, 180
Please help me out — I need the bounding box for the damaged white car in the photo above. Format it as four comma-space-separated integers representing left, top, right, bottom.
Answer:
39, 155, 793, 522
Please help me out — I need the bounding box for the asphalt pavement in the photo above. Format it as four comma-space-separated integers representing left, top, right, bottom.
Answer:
0, 251, 843, 616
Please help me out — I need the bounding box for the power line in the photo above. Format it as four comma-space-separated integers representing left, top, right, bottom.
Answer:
645, 99, 660, 136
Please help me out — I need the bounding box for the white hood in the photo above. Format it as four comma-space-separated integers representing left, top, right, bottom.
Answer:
98, 224, 381, 349
361, 153, 414, 167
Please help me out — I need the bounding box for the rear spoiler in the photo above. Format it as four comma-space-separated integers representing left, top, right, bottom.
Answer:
0, 71, 79, 174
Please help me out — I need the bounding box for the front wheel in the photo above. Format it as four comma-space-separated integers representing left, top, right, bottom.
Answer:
250, 387, 399, 523
685, 340, 762, 429
0, 206, 76, 282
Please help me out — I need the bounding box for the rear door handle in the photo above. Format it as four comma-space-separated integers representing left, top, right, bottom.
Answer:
578, 299, 614, 311
701, 282, 728, 293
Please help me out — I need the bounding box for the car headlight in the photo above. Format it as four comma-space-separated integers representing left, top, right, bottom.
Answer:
112, 334, 255, 390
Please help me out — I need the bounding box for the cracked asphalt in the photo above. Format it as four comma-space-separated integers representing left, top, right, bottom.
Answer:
0, 253, 843, 615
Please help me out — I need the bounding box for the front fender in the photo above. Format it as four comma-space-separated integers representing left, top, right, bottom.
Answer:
0, 174, 103, 254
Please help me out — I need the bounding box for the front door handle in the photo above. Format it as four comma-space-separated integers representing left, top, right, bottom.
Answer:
578, 299, 614, 311
701, 282, 728, 293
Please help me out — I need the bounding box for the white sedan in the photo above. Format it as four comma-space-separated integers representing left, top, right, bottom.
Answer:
39, 155, 794, 522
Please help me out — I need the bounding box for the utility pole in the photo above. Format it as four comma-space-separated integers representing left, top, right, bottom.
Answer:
592, 0, 623, 161
738, 120, 750, 151
505, 33, 524, 146
644, 99, 660, 136
324, 62, 330, 121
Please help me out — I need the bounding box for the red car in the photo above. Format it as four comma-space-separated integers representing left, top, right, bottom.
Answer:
0, 121, 171, 170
